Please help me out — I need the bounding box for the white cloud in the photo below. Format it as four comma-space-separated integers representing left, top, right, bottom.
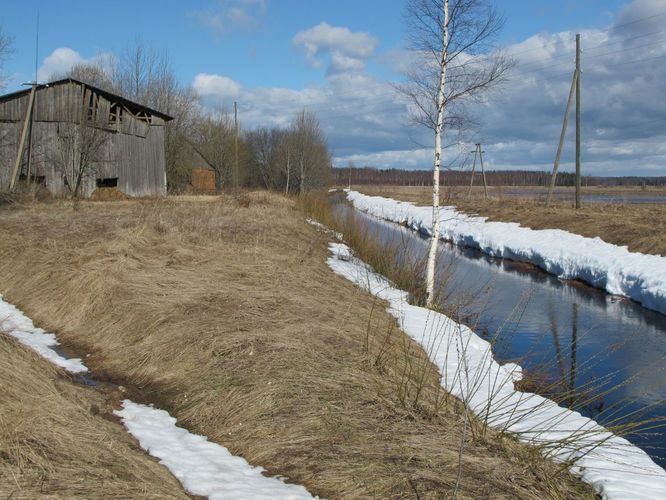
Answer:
293, 22, 378, 74
193, 73, 243, 98
194, 0, 666, 176
471, 5, 666, 176
193, 0, 267, 36
37, 48, 113, 82
613, 0, 666, 35
191, 68, 416, 158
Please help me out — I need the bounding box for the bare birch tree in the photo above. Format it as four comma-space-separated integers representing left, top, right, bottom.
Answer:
402, 0, 512, 306
188, 112, 236, 191
54, 116, 111, 198
292, 111, 330, 193
278, 128, 294, 194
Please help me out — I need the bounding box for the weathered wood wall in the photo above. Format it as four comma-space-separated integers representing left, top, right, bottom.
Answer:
191, 168, 216, 193
0, 81, 167, 197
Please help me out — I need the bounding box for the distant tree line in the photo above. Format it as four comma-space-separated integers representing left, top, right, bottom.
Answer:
188, 109, 331, 194
334, 167, 666, 187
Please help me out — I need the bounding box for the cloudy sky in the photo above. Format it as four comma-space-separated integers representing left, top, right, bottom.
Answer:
2, 0, 665, 176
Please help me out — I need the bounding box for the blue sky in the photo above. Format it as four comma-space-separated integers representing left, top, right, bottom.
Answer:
2, 0, 665, 175
3, 0, 627, 88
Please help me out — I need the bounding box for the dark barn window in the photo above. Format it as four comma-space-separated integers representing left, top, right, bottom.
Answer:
96, 177, 118, 188
109, 103, 123, 127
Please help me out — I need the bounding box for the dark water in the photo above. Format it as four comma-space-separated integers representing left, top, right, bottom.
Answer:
501, 189, 666, 204
332, 199, 666, 467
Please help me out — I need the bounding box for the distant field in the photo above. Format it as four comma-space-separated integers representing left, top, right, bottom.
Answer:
355, 185, 666, 256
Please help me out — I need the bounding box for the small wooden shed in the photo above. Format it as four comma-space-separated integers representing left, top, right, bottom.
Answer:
191, 168, 216, 193
0, 78, 172, 197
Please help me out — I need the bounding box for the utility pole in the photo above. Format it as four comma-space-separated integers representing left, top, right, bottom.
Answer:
26, 82, 37, 184
9, 86, 37, 191
26, 13, 39, 185
11, 14, 40, 191
478, 143, 488, 199
467, 145, 478, 198
234, 101, 239, 189
546, 69, 577, 208
546, 33, 582, 209
468, 144, 488, 199
575, 33, 582, 209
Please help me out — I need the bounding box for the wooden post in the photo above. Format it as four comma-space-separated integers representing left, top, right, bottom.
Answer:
546, 69, 578, 208
478, 143, 489, 199
26, 86, 37, 184
575, 33, 582, 209
9, 85, 37, 192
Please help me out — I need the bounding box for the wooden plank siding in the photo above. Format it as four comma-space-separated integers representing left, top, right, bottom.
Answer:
0, 80, 169, 197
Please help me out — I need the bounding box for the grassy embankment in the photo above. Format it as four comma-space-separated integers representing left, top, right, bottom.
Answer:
0, 335, 187, 498
356, 185, 666, 256
0, 193, 593, 498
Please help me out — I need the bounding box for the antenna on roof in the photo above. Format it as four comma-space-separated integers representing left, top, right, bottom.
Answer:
34, 12, 39, 84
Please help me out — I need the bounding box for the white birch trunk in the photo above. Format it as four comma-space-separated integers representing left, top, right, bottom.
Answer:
285, 146, 291, 195
425, 0, 449, 307
299, 154, 305, 194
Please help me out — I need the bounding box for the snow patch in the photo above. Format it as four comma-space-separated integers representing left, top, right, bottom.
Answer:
115, 401, 315, 500
306, 218, 342, 240
346, 191, 666, 315
0, 295, 88, 373
326, 242, 666, 499
1, 294, 315, 499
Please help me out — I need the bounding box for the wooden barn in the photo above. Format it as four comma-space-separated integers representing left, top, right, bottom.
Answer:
0, 78, 172, 197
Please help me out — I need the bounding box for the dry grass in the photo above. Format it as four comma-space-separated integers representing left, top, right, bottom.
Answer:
90, 187, 130, 201
0, 193, 593, 498
0, 335, 186, 498
357, 185, 666, 256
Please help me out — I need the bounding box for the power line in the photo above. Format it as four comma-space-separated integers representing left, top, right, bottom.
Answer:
248, 45, 666, 115
249, 43, 666, 112
238, 30, 666, 128
608, 9, 666, 32
509, 43, 666, 82
584, 27, 666, 50
599, 52, 666, 70
584, 37, 666, 61
506, 9, 666, 58
512, 31, 666, 73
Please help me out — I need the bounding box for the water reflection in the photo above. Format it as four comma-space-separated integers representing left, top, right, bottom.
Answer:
332, 201, 666, 466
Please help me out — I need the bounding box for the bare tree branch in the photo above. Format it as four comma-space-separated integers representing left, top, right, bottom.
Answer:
399, 0, 514, 135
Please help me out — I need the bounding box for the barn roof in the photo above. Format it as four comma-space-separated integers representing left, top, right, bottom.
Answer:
0, 78, 173, 121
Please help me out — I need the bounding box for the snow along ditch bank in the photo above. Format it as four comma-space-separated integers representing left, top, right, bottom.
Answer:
0, 295, 315, 500
346, 190, 666, 315
325, 241, 666, 499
